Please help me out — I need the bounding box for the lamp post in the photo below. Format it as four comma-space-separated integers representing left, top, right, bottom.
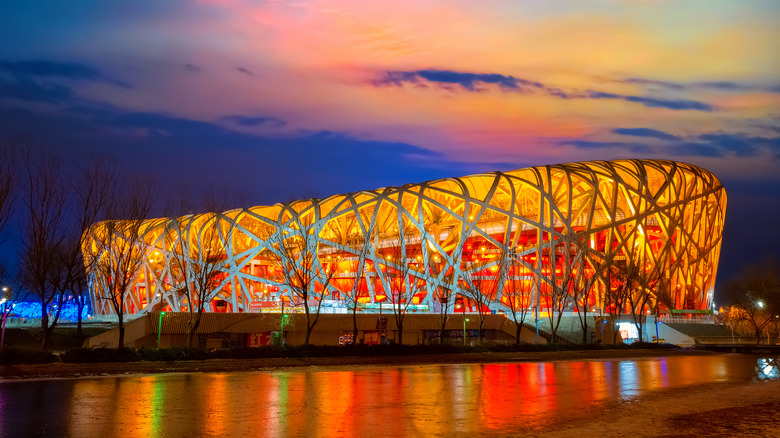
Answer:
601, 319, 608, 344
654, 311, 660, 343
280, 313, 288, 346
1, 286, 13, 352
757, 301, 765, 344
157, 311, 165, 348
463, 317, 470, 347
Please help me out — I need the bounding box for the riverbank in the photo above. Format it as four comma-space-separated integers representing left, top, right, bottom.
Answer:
536, 379, 780, 437
1, 348, 714, 381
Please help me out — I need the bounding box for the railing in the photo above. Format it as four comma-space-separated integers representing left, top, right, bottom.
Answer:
693, 336, 779, 345
660, 315, 715, 324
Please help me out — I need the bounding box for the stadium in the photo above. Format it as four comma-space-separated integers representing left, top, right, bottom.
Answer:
84, 159, 726, 327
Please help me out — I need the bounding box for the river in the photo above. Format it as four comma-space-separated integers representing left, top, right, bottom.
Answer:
1, 354, 778, 437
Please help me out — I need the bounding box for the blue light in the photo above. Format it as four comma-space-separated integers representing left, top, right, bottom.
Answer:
8, 299, 92, 322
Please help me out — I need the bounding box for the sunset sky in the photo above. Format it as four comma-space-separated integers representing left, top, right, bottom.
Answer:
1, 0, 778, 285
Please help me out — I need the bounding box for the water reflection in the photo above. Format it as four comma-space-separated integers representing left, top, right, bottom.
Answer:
1, 355, 777, 437
755, 358, 780, 381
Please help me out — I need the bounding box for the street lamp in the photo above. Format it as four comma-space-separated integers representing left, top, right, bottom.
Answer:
1, 286, 12, 352
601, 319, 608, 344
279, 313, 288, 346
157, 311, 165, 348
463, 317, 470, 346
757, 300, 765, 309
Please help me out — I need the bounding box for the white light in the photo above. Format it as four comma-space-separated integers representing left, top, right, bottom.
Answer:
757, 301, 764, 308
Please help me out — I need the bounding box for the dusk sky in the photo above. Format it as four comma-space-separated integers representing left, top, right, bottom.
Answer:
1, 0, 779, 290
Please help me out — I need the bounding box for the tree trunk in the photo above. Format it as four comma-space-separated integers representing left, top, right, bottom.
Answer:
582, 319, 589, 344
515, 323, 522, 344
117, 312, 125, 348
76, 299, 84, 337
76, 304, 84, 336
397, 322, 403, 346
636, 320, 643, 343
304, 303, 312, 345
352, 305, 358, 345
611, 316, 620, 344
581, 309, 589, 344
40, 310, 50, 351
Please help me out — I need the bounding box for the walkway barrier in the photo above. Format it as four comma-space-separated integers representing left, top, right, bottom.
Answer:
693, 336, 778, 345
661, 315, 715, 324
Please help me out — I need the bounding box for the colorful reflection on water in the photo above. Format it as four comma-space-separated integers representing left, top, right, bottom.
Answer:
0, 355, 777, 437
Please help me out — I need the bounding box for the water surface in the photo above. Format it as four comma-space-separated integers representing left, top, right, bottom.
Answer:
1, 355, 777, 437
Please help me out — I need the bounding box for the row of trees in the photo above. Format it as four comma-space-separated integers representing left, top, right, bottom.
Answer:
1, 148, 265, 352
0, 140, 157, 349
452, 232, 669, 345
2, 140, 259, 350
244, 211, 673, 346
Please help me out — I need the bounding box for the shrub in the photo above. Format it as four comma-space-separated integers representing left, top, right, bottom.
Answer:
0, 347, 58, 365
137, 347, 211, 362
61, 347, 140, 363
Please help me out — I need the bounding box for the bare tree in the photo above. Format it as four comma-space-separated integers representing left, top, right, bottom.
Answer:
433, 286, 454, 344
377, 223, 424, 346
0, 143, 15, 236
86, 179, 155, 347
500, 250, 535, 344
461, 256, 502, 343
0, 143, 17, 351
167, 212, 228, 347
336, 222, 373, 345
16, 145, 118, 348
625, 252, 666, 343
271, 200, 339, 345
1, 270, 30, 352
601, 250, 635, 344
723, 256, 780, 344
541, 235, 580, 343
67, 156, 116, 336
17, 148, 69, 350
570, 235, 608, 344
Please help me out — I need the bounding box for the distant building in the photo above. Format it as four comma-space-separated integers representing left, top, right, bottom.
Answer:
84, 159, 726, 318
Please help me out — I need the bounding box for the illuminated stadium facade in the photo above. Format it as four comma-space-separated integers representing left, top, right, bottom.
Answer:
85, 159, 726, 318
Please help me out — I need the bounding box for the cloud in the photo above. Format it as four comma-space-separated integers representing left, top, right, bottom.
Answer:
665, 132, 780, 159
184, 63, 201, 73
623, 78, 684, 90
669, 143, 723, 158
0, 75, 76, 103
587, 91, 714, 111
374, 69, 565, 95
624, 77, 780, 94
698, 133, 780, 158
612, 128, 679, 141
222, 115, 286, 127
0, 60, 131, 88
560, 130, 780, 160
0, 95, 503, 208
236, 67, 254, 76
0, 59, 132, 104
374, 69, 712, 111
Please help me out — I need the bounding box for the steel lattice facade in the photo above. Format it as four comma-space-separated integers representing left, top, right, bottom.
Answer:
84, 159, 726, 316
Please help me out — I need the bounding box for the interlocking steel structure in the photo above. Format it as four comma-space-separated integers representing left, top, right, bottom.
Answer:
85, 159, 726, 316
